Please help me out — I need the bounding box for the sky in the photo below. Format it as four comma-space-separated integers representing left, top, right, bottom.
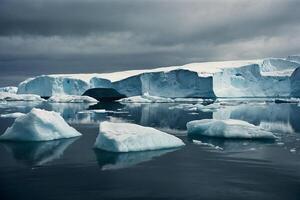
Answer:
0, 0, 300, 85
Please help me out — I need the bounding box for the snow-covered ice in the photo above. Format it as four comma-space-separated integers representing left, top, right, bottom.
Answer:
187, 119, 277, 139
0, 112, 25, 118
47, 95, 98, 103
0, 108, 82, 141
0, 86, 18, 94
94, 121, 185, 152
0, 92, 45, 101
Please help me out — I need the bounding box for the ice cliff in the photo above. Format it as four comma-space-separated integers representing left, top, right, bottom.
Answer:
16, 57, 300, 98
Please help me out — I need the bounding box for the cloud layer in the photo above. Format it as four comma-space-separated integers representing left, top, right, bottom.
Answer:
0, 0, 300, 76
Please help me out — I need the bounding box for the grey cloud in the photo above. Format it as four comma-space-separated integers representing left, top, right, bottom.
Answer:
0, 0, 300, 86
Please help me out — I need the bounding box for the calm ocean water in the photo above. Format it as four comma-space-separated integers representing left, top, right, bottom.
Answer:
0, 102, 300, 200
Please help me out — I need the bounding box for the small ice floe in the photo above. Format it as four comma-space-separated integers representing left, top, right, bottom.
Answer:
196, 103, 222, 112
290, 148, 296, 153
0, 92, 45, 102
47, 95, 98, 103
0, 86, 18, 94
277, 142, 285, 146
118, 93, 174, 103
94, 121, 185, 152
0, 112, 25, 118
0, 108, 81, 141
274, 98, 299, 104
77, 109, 107, 114
77, 109, 128, 114
168, 103, 221, 112
173, 98, 204, 103
192, 140, 223, 150
187, 119, 277, 139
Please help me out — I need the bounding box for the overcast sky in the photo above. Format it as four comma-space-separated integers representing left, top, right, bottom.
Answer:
0, 0, 300, 77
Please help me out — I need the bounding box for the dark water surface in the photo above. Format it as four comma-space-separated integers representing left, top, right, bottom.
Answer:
0, 101, 300, 200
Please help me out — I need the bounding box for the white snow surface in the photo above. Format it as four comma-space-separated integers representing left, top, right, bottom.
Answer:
0, 108, 82, 141
17, 57, 300, 98
94, 121, 185, 152
0, 112, 26, 118
0, 92, 45, 101
47, 95, 98, 103
0, 86, 18, 93
187, 119, 276, 139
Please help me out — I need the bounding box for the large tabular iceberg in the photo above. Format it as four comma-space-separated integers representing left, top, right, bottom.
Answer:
0, 108, 82, 141
187, 119, 276, 139
94, 121, 185, 152
16, 56, 300, 98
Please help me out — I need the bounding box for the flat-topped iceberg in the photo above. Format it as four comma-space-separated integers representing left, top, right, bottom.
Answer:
0, 108, 82, 141
187, 119, 276, 139
47, 95, 98, 103
16, 57, 300, 98
94, 121, 185, 152
0, 92, 45, 101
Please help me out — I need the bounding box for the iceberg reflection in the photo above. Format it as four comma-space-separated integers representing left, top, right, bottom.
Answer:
94, 148, 178, 170
1, 137, 78, 166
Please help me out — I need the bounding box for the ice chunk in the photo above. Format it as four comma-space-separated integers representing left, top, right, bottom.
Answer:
47, 95, 98, 103
0, 86, 18, 94
118, 93, 175, 103
0, 108, 82, 141
0, 112, 25, 118
187, 119, 276, 139
192, 139, 223, 150
94, 121, 185, 152
0, 92, 45, 101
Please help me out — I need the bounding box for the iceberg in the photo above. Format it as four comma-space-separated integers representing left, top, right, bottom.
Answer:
187, 119, 276, 139
47, 95, 98, 103
0, 86, 18, 93
16, 57, 300, 98
0, 112, 25, 118
94, 121, 185, 152
0, 108, 82, 141
0, 92, 45, 101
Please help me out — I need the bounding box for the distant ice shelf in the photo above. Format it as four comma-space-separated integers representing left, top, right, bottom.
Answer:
16, 56, 300, 98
